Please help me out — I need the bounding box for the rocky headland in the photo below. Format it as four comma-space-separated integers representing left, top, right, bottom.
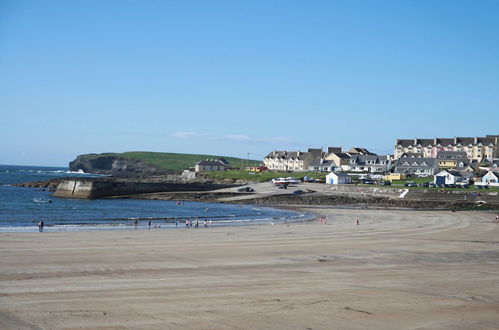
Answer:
69, 154, 167, 176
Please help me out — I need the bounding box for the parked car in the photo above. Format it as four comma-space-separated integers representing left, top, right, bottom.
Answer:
292, 190, 304, 195
444, 184, 456, 188
380, 180, 391, 186
278, 185, 288, 189
237, 187, 254, 192
405, 182, 417, 187
428, 183, 437, 188
419, 182, 430, 187
361, 179, 375, 184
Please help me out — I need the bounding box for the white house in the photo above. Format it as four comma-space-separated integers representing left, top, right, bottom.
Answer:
326, 172, 351, 185
346, 155, 391, 173
481, 171, 499, 186
308, 158, 337, 172
434, 170, 466, 185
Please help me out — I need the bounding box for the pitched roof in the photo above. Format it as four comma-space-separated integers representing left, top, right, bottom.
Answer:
396, 139, 415, 148
395, 157, 436, 167
307, 148, 324, 157
334, 153, 351, 159
350, 154, 389, 165
348, 147, 374, 155
308, 158, 335, 167
327, 147, 342, 154
196, 159, 230, 166
265, 150, 308, 160
436, 151, 469, 160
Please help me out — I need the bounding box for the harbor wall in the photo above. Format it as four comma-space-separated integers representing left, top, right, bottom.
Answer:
53, 179, 235, 199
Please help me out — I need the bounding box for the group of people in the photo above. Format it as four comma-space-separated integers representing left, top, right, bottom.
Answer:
184, 219, 211, 229
131, 218, 213, 229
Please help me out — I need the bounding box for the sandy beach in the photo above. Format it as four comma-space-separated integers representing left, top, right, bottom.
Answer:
1, 208, 499, 329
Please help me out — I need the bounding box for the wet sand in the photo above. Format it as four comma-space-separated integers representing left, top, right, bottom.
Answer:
1, 208, 499, 329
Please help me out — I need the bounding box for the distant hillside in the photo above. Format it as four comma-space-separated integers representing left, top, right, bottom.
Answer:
69, 151, 260, 174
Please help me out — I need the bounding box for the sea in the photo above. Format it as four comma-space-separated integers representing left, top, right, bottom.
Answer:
0, 165, 310, 232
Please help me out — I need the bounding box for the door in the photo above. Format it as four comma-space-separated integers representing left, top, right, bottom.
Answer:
436, 176, 445, 185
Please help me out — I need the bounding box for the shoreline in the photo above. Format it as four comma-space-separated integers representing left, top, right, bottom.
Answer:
1, 208, 498, 329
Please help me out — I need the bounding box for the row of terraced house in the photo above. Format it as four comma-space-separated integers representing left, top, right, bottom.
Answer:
263, 147, 391, 173
263, 134, 499, 177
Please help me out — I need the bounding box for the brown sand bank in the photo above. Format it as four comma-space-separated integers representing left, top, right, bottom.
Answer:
1, 208, 499, 329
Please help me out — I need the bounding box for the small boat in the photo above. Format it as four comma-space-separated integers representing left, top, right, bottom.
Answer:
33, 198, 53, 203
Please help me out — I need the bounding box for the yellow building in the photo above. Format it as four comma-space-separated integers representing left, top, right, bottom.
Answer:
437, 160, 456, 169
384, 173, 406, 181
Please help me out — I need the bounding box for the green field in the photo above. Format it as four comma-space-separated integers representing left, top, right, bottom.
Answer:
94, 152, 259, 172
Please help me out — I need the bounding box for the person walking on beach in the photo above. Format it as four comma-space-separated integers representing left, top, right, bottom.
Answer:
204, 219, 207, 228
148, 220, 151, 229
38, 220, 44, 232
195, 220, 199, 229
496, 215, 499, 223
134, 220, 138, 229
185, 219, 189, 229
175, 220, 178, 228
356, 219, 359, 225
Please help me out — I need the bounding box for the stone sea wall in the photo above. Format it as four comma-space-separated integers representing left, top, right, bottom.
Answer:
53, 179, 236, 199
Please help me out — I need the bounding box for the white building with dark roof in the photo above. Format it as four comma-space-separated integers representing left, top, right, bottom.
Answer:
434, 170, 467, 185
308, 158, 336, 172
326, 172, 351, 184
482, 171, 499, 186
346, 155, 391, 173
195, 159, 230, 172
394, 156, 438, 176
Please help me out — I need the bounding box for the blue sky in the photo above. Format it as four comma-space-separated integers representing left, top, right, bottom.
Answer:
1, 0, 498, 166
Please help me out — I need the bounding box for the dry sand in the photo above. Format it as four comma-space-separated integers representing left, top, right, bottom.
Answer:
1, 208, 499, 330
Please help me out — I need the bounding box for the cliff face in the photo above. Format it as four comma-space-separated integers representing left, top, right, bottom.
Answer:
69, 154, 161, 175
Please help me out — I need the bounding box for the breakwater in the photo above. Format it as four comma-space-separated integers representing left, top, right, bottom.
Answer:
53, 178, 236, 199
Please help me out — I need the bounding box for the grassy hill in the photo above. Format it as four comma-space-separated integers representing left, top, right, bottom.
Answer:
99, 151, 260, 172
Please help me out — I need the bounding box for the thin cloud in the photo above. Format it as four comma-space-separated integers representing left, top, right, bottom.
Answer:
171, 131, 291, 144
